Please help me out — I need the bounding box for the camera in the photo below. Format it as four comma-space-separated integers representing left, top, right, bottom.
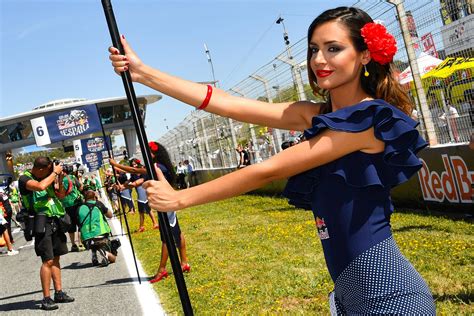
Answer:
53, 159, 61, 166
110, 239, 121, 256
63, 164, 77, 174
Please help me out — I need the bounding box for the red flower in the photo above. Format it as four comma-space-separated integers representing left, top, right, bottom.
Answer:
148, 141, 159, 152
361, 22, 397, 65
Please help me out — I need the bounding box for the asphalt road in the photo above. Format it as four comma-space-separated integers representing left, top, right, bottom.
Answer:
0, 216, 164, 315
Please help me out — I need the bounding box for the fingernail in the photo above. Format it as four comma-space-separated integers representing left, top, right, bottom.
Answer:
124, 66, 128, 71
122, 57, 127, 61
121, 34, 125, 39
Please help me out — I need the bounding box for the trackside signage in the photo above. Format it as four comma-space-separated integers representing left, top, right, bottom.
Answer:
418, 154, 473, 204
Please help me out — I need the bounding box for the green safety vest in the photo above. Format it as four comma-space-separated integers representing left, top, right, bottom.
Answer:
60, 175, 82, 208
21, 171, 65, 218
10, 187, 19, 203
78, 201, 111, 241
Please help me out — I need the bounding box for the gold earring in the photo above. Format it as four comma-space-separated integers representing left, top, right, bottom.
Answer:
364, 65, 369, 77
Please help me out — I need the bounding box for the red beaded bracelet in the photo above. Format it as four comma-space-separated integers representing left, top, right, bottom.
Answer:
198, 85, 213, 110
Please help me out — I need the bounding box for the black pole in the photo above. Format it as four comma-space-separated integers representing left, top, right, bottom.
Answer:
95, 104, 141, 283
101, 1, 193, 314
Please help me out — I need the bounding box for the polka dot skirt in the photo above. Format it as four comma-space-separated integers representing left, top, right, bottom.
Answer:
329, 236, 436, 315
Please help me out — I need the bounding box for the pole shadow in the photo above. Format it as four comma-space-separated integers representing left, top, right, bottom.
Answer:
0, 299, 39, 312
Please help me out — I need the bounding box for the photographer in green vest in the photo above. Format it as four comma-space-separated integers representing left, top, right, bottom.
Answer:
60, 165, 85, 253
78, 190, 120, 267
18, 157, 75, 311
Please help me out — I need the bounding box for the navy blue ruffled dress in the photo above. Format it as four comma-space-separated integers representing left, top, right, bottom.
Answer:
283, 100, 436, 314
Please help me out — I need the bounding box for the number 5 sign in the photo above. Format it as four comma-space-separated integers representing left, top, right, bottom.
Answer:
30, 116, 52, 146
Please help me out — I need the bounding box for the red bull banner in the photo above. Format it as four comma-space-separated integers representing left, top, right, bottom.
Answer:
391, 144, 473, 213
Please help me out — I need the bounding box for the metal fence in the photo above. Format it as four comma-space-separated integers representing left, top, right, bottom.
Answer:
159, 0, 473, 169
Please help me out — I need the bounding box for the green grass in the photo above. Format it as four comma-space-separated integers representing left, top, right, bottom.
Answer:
122, 195, 473, 315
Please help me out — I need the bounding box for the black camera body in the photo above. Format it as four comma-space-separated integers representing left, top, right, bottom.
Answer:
63, 164, 76, 174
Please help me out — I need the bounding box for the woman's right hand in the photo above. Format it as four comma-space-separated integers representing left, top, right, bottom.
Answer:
108, 35, 144, 82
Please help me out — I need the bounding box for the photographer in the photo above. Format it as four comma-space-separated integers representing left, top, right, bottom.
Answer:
60, 165, 85, 252
18, 157, 74, 311
78, 190, 120, 267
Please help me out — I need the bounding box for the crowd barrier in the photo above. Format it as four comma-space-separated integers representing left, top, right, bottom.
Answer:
193, 144, 473, 215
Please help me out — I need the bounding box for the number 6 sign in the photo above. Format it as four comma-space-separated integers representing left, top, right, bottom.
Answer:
30, 116, 52, 146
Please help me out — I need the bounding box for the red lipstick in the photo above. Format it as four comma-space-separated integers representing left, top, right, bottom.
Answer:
316, 70, 333, 78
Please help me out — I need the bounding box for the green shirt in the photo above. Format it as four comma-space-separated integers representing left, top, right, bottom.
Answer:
78, 201, 111, 241
60, 175, 82, 208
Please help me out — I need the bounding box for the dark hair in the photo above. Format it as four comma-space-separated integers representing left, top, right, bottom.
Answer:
281, 141, 291, 150
33, 157, 52, 169
84, 190, 96, 201
149, 142, 177, 186
129, 158, 142, 168
306, 6, 412, 115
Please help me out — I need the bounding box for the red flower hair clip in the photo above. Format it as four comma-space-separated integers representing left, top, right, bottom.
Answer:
148, 141, 159, 152
361, 22, 397, 65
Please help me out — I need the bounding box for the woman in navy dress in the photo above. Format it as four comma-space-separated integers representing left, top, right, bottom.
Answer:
109, 6, 435, 314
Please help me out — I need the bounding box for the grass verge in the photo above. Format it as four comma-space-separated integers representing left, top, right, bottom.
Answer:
122, 195, 473, 315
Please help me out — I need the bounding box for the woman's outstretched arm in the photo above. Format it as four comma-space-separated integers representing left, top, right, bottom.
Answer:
143, 128, 383, 211
108, 36, 320, 131
109, 159, 147, 175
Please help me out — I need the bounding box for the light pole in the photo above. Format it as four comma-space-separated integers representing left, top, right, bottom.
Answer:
386, 0, 437, 145
275, 17, 306, 101
249, 74, 282, 153
203, 43, 226, 167
204, 43, 218, 88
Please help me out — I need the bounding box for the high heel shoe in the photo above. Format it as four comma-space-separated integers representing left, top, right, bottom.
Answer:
181, 263, 191, 273
149, 270, 168, 283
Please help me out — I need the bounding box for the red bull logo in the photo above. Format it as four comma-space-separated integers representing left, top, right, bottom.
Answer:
315, 217, 329, 240
418, 155, 473, 203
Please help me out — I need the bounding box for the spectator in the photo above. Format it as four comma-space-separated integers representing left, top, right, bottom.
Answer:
18, 157, 74, 310
8, 178, 22, 227
236, 144, 251, 168
0, 188, 14, 243
183, 160, 194, 188
0, 200, 19, 256
77, 190, 120, 267
116, 172, 135, 215
104, 169, 119, 213
439, 104, 460, 142
91, 174, 102, 198
176, 162, 187, 189
110, 158, 159, 232
60, 166, 85, 253
148, 142, 191, 283
281, 141, 291, 150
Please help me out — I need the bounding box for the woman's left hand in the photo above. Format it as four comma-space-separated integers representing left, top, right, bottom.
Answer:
143, 165, 180, 211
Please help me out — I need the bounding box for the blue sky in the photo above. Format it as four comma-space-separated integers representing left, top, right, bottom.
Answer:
1, 0, 351, 142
